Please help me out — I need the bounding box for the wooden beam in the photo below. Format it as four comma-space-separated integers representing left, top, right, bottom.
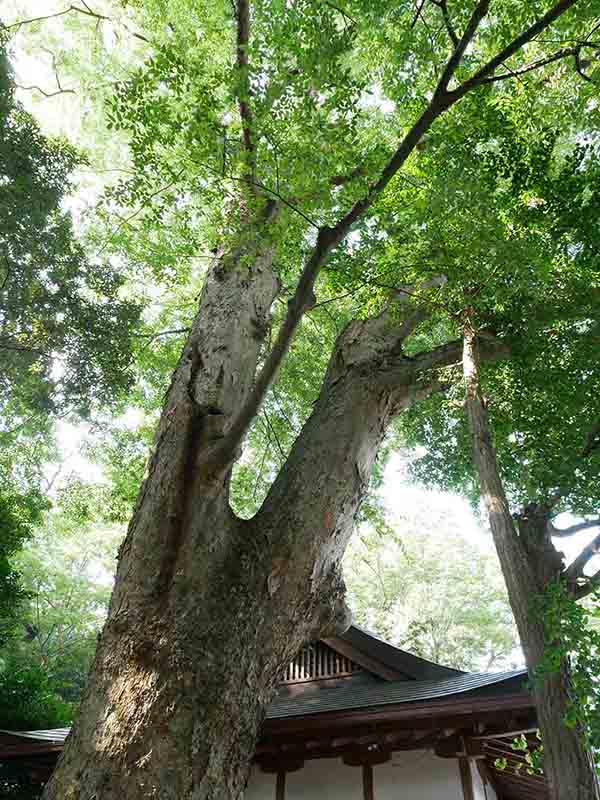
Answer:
471, 726, 539, 740
323, 637, 404, 681
362, 764, 374, 800
459, 758, 474, 800
343, 750, 391, 767
257, 756, 303, 774
276, 771, 286, 800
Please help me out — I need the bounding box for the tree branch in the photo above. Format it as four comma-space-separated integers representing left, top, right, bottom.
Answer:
205, 0, 580, 473
15, 83, 75, 98
436, 0, 491, 94
411, 334, 509, 374
6, 3, 149, 42
133, 327, 191, 345
565, 531, 600, 581
480, 47, 577, 84
449, 0, 582, 99
549, 518, 600, 538
411, 0, 428, 29
236, 0, 256, 182
574, 47, 594, 81
582, 421, 600, 458
431, 0, 459, 47
573, 568, 600, 600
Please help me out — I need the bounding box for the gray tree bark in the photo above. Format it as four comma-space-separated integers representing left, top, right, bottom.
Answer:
462, 324, 600, 800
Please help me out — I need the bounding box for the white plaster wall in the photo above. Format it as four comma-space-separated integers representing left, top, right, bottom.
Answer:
471, 760, 498, 800
245, 750, 465, 800
374, 750, 463, 800
245, 766, 275, 800
286, 758, 363, 800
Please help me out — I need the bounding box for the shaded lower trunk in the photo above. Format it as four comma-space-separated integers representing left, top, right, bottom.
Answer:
516, 511, 599, 800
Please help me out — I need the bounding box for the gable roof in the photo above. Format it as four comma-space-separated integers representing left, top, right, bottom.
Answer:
337, 625, 465, 681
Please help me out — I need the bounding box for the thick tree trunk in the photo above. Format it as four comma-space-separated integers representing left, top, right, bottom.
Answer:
43, 222, 446, 799
462, 326, 599, 800
44, 234, 287, 800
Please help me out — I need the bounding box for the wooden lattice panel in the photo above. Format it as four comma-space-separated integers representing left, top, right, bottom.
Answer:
281, 641, 363, 684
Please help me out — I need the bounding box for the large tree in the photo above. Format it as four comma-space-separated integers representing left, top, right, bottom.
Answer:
399, 119, 600, 794
6, 1, 593, 798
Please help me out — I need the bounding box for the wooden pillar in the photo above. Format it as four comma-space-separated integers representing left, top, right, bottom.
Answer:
362, 764, 374, 800
459, 757, 475, 800
276, 770, 286, 800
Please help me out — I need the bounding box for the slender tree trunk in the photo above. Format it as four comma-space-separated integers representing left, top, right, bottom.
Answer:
462, 324, 599, 800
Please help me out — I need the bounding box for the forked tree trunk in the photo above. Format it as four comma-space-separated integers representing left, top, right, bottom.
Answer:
43, 222, 454, 799
41, 2, 584, 793
463, 325, 600, 800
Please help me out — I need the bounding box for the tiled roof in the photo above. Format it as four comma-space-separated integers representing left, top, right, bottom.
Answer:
0, 629, 529, 744
267, 668, 528, 719
0, 670, 529, 745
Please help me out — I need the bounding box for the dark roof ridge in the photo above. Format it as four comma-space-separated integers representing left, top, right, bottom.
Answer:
341, 624, 465, 680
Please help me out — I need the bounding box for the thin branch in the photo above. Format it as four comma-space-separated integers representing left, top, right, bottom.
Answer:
574, 567, 600, 601
549, 518, 600, 538
6, 4, 149, 43
480, 47, 576, 84
6, 7, 84, 29
263, 410, 286, 460
322, 1, 357, 26
249, 179, 319, 228
0, 342, 48, 356
99, 169, 186, 254
450, 0, 582, 99
252, 438, 270, 500
133, 327, 191, 345
582, 421, 600, 458
411, 0, 428, 29
574, 48, 593, 81
431, 0, 459, 47
193, 157, 320, 228
236, 0, 256, 182
270, 387, 297, 434
330, 166, 366, 186
15, 83, 75, 98
565, 531, 600, 581
435, 0, 491, 94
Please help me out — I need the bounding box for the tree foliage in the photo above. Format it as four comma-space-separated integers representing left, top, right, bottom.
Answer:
345, 498, 518, 671
0, 31, 140, 424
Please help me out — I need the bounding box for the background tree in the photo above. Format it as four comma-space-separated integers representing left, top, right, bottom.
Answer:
0, 24, 139, 654
345, 502, 518, 671
4, 481, 121, 704
396, 113, 600, 796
